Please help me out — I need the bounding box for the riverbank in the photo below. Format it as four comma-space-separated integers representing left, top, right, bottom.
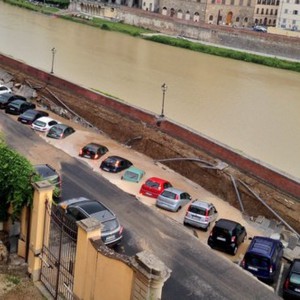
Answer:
3, 0, 300, 72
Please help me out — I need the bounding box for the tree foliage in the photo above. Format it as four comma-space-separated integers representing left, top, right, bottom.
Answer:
0, 136, 35, 221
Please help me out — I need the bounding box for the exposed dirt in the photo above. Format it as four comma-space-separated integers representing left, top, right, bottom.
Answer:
1, 64, 300, 234
0, 257, 44, 300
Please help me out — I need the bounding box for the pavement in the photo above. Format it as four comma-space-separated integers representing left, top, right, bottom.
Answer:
9, 104, 298, 266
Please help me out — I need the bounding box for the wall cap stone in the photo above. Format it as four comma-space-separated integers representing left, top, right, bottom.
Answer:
77, 217, 102, 232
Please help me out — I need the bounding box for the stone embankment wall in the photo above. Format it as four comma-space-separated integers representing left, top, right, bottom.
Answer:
0, 53, 299, 233
117, 7, 300, 60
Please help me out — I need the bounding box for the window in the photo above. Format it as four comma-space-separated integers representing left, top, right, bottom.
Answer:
236, 16, 240, 21
296, 0, 300, 4
239, 0, 243, 5
261, 8, 264, 14
209, 15, 214, 20
247, 0, 251, 5
222, 0, 226, 4
256, 8, 259, 13
284, 9, 288, 13
266, 9, 269, 14
293, 10, 298, 15
231, 0, 235, 4
270, 9, 273, 15
244, 17, 248, 22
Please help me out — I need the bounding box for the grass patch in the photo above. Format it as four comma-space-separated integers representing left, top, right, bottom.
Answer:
61, 15, 152, 37
5, 275, 21, 285
3, 0, 60, 14
144, 35, 300, 73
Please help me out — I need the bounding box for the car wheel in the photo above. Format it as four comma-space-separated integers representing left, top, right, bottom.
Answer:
176, 206, 182, 212
232, 245, 238, 256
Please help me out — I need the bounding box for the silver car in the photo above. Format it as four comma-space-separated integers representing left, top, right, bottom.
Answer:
183, 200, 218, 231
56, 197, 123, 246
156, 187, 191, 212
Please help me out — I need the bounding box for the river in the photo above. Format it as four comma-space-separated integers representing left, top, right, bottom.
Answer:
1, 2, 300, 179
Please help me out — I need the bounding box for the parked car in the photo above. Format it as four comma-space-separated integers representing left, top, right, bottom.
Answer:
156, 187, 191, 212
46, 124, 75, 139
17, 109, 49, 125
5, 99, 36, 115
121, 166, 145, 183
183, 200, 218, 231
253, 25, 267, 32
31, 116, 59, 132
0, 84, 12, 95
34, 164, 62, 198
0, 93, 26, 109
241, 236, 284, 283
56, 197, 123, 246
79, 143, 108, 159
283, 259, 300, 299
139, 177, 172, 198
207, 218, 247, 255
100, 156, 132, 173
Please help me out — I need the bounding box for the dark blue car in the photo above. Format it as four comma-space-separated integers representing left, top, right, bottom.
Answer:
241, 236, 284, 283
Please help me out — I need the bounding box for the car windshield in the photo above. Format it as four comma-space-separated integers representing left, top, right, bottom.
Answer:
85, 144, 98, 151
189, 206, 206, 215
10, 102, 22, 108
214, 227, 231, 237
79, 201, 106, 214
33, 120, 46, 127
161, 190, 177, 199
102, 219, 119, 232
51, 126, 63, 134
125, 171, 138, 180
246, 254, 270, 270
290, 273, 300, 285
22, 110, 36, 117
146, 180, 159, 188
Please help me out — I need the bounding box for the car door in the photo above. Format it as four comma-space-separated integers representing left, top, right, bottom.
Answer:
180, 192, 191, 207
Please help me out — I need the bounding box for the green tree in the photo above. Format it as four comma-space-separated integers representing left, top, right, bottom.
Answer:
0, 136, 35, 222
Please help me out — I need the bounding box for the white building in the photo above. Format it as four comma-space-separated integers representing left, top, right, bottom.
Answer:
277, 0, 300, 30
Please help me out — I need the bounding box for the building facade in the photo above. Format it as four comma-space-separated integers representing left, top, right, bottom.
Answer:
277, 0, 300, 30
253, 0, 279, 26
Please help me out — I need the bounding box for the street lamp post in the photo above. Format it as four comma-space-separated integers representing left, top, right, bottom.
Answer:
50, 47, 56, 74
160, 83, 167, 118
217, 10, 221, 26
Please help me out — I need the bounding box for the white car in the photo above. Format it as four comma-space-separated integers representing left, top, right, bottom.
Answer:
31, 116, 60, 132
0, 84, 12, 95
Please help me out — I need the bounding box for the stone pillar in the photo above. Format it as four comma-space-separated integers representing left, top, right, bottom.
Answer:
27, 180, 53, 282
131, 251, 171, 300
73, 218, 102, 300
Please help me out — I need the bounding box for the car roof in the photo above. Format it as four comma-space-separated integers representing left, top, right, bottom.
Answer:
124, 166, 145, 175
163, 187, 186, 194
215, 218, 240, 230
10, 99, 27, 104
247, 236, 282, 255
191, 200, 213, 209
59, 197, 110, 213
85, 142, 105, 148
52, 124, 70, 129
105, 155, 128, 161
0, 92, 14, 99
146, 177, 169, 184
35, 116, 56, 123
34, 164, 58, 177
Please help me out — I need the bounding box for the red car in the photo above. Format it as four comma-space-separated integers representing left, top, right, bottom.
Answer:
139, 177, 172, 198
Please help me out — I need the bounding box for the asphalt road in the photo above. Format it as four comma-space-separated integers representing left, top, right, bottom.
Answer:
0, 113, 281, 300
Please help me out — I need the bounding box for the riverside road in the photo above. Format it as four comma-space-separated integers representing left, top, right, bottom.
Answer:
1, 101, 280, 300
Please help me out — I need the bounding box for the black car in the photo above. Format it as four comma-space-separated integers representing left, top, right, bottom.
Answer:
46, 124, 75, 139
100, 156, 133, 173
207, 218, 247, 255
56, 197, 123, 246
0, 93, 26, 109
5, 99, 36, 115
283, 259, 300, 299
79, 143, 109, 160
17, 109, 49, 125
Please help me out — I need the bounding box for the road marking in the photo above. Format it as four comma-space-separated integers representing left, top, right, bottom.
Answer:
275, 262, 284, 295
